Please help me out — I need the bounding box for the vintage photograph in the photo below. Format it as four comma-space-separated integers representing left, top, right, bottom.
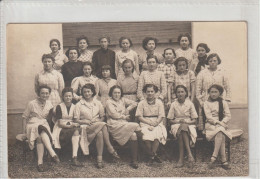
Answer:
7, 22, 248, 177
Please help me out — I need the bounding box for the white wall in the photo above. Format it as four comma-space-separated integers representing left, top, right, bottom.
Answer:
7, 24, 63, 112
192, 22, 247, 106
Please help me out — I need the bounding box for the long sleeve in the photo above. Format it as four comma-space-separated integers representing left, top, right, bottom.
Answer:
98, 102, 105, 118
133, 52, 140, 75
190, 102, 198, 119
71, 77, 80, 99
55, 105, 62, 120
222, 101, 231, 123
223, 72, 231, 102
92, 52, 98, 76
34, 73, 40, 94
124, 98, 137, 111
105, 100, 124, 119
167, 103, 175, 120
22, 102, 32, 120
57, 72, 65, 96
111, 51, 116, 79
195, 71, 203, 104
73, 103, 81, 121
115, 53, 119, 77
203, 101, 218, 125
137, 72, 145, 100
159, 72, 167, 100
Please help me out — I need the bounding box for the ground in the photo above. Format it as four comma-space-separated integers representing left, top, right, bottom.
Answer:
8, 133, 248, 178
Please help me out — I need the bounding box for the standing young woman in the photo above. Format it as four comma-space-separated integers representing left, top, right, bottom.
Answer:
71, 62, 98, 102
35, 54, 64, 107
49, 39, 68, 72
194, 43, 210, 76
137, 55, 167, 101
23, 85, 60, 172
74, 84, 119, 168
175, 33, 198, 72
136, 84, 167, 164
105, 85, 141, 169
115, 37, 139, 78
77, 35, 93, 63
167, 85, 198, 168
61, 47, 83, 87
204, 84, 232, 170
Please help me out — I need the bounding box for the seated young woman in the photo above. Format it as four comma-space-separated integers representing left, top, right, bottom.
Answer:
105, 85, 141, 169
22, 85, 60, 172
74, 83, 119, 169
136, 84, 167, 165
167, 85, 198, 168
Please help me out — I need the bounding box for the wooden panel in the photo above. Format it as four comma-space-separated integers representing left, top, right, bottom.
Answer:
62, 22, 191, 47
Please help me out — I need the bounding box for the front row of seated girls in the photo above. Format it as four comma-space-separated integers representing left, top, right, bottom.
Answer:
23, 83, 231, 172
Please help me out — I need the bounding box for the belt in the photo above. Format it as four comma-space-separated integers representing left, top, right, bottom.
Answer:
123, 92, 137, 95
143, 115, 158, 118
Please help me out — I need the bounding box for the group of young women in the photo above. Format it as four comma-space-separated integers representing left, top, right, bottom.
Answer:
22, 33, 232, 172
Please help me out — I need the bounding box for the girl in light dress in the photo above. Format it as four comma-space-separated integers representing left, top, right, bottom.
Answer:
204, 84, 232, 170
71, 61, 98, 102
35, 54, 64, 107
22, 85, 60, 172
49, 39, 68, 72
115, 37, 139, 79
175, 33, 198, 72
136, 84, 167, 165
167, 85, 197, 168
77, 35, 93, 63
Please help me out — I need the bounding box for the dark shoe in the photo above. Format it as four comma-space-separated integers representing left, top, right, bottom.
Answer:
187, 156, 195, 168
208, 159, 217, 169
221, 161, 231, 170
97, 161, 104, 169
111, 151, 120, 159
37, 164, 45, 172
52, 155, 60, 163
154, 155, 163, 163
72, 157, 83, 167
147, 157, 154, 166
130, 161, 138, 169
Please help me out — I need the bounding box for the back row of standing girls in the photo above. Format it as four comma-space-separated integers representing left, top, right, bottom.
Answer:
29, 33, 232, 171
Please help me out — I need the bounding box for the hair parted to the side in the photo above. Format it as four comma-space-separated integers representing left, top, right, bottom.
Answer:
175, 85, 188, 98
142, 84, 159, 93
81, 83, 97, 98
109, 85, 124, 98
42, 54, 55, 63
76, 35, 90, 47
49, 39, 61, 50
37, 85, 52, 96
207, 84, 224, 95
65, 47, 80, 58
206, 53, 221, 65
196, 43, 210, 53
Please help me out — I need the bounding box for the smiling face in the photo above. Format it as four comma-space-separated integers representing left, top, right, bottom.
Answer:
180, 37, 190, 50
83, 65, 92, 77
209, 87, 220, 100
100, 38, 109, 49
78, 39, 88, 51
112, 88, 121, 101
147, 58, 157, 71
123, 62, 133, 75
43, 58, 54, 71
63, 92, 73, 104
50, 41, 59, 53
121, 39, 130, 51
39, 88, 50, 101
102, 69, 111, 78
208, 56, 219, 70
82, 88, 93, 100
164, 49, 175, 60
69, 50, 78, 61
146, 87, 156, 100
197, 46, 207, 58
146, 40, 155, 51
176, 87, 187, 101
177, 61, 187, 72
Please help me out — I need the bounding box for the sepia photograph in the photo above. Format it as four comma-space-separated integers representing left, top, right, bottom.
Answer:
7, 21, 248, 178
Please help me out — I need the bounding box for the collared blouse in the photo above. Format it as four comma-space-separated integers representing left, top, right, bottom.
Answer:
117, 73, 139, 101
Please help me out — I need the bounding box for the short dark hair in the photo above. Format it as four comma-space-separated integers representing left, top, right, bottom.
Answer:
37, 85, 51, 96
76, 35, 90, 47
122, 59, 135, 73
174, 57, 189, 70
206, 53, 221, 65
82, 61, 94, 73
208, 84, 224, 95
196, 43, 210, 53
61, 87, 73, 101
99, 36, 110, 43
42, 54, 55, 63
177, 33, 192, 45
81, 83, 96, 98
65, 47, 80, 58
119, 37, 133, 48
175, 85, 188, 98
49, 39, 61, 50
146, 54, 159, 64
142, 37, 158, 50
142, 84, 159, 93
109, 85, 123, 98
162, 48, 176, 58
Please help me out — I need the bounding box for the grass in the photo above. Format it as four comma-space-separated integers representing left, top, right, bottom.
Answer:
8, 133, 248, 178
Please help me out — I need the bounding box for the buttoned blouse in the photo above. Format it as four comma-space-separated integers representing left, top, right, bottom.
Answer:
167, 99, 198, 123
135, 99, 165, 119
196, 67, 231, 103
74, 99, 105, 121
78, 50, 93, 63
117, 73, 139, 94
